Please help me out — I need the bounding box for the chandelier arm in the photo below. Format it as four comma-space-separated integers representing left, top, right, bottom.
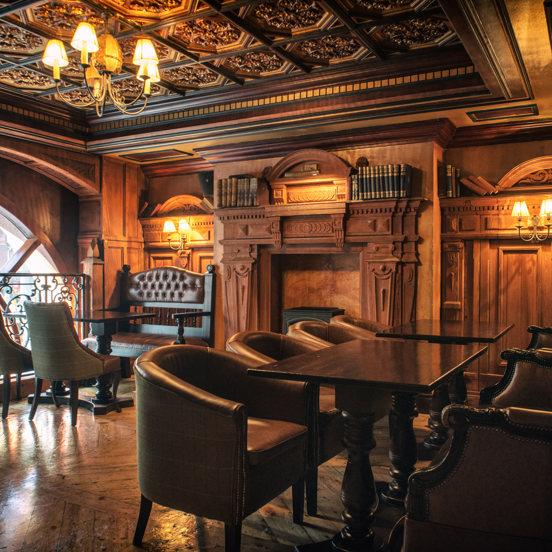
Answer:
107, 76, 148, 111
54, 82, 97, 108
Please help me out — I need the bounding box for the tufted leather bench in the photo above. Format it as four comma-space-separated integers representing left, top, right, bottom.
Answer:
84, 264, 215, 363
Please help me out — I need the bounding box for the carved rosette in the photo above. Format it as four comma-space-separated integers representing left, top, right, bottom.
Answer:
0, 24, 44, 54
295, 35, 362, 61
32, 3, 103, 34
223, 51, 284, 75
112, 77, 161, 98
55, 88, 94, 106
174, 18, 241, 48
355, 0, 411, 11
162, 65, 218, 87
0, 68, 53, 90
377, 17, 450, 49
124, 0, 181, 14
253, 0, 324, 29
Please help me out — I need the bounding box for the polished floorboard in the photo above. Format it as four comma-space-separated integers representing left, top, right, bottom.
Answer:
0, 379, 431, 552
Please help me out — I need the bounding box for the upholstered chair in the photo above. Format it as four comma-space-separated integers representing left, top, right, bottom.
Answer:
0, 314, 33, 419
287, 319, 380, 348
24, 301, 121, 426
387, 404, 552, 552
479, 347, 552, 411
133, 344, 312, 551
226, 330, 344, 517
330, 314, 390, 334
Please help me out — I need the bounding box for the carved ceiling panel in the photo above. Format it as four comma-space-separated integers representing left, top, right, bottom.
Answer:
0, 0, 529, 130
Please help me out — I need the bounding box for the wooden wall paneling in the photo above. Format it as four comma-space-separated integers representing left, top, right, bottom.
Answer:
441, 241, 464, 321
148, 253, 178, 268
192, 250, 214, 274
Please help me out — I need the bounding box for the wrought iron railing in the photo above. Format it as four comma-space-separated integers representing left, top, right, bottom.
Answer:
0, 273, 89, 346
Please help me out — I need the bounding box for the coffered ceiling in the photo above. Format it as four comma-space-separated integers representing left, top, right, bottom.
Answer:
0, 0, 550, 168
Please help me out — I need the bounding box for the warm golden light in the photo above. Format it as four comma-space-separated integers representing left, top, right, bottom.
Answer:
540, 198, 552, 219
512, 200, 530, 219
42, 19, 159, 116
42, 40, 69, 80
133, 39, 159, 66
163, 220, 177, 233
178, 219, 190, 234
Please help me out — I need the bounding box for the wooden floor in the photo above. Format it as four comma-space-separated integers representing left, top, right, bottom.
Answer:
0, 379, 432, 552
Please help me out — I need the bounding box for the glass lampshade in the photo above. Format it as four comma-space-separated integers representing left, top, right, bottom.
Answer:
71, 22, 99, 53
163, 220, 177, 233
133, 39, 158, 66
42, 39, 69, 68
92, 33, 123, 74
512, 200, 530, 218
540, 198, 552, 218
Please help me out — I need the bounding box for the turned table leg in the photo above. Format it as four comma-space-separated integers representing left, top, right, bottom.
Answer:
423, 385, 451, 451
382, 392, 418, 505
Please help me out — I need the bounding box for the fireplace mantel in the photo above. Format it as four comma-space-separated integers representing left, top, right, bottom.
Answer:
219, 198, 423, 338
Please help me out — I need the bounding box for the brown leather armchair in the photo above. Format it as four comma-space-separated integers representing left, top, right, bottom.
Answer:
479, 347, 552, 411
0, 313, 33, 419
330, 314, 390, 334
287, 319, 380, 347
133, 344, 312, 551
226, 330, 344, 517
24, 301, 121, 426
388, 404, 552, 552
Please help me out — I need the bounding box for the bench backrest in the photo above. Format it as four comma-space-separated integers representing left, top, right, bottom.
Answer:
118, 264, 215, 346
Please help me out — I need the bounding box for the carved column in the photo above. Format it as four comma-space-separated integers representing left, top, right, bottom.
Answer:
221, 244, 258, 339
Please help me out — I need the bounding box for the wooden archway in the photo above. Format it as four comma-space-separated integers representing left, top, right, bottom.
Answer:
496, 156, 552, 191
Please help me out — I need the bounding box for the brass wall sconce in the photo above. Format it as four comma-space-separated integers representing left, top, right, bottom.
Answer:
512, 199, 552, 242
163, 219, 191, 266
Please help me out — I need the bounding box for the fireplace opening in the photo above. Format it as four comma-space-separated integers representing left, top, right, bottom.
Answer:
271, 253, 360, 332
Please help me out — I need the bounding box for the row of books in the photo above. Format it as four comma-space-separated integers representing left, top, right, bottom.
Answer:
351, 163, 413, 200
439, 164, 498, 198
216, 175, 258, 208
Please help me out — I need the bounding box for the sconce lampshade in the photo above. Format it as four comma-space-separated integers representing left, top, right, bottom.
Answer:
178, 219, 190, 233
512, 200, 530, 218
540, 199, 552, 218
163, 220, 177, 233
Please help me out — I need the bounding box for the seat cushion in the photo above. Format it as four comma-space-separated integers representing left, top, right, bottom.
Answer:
247, 417, 307, 466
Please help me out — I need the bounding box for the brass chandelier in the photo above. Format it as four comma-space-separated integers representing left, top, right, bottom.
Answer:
42, 22, 159, 117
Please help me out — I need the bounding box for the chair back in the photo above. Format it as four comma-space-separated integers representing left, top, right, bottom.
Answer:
287, 320, 378, 347
24, 301, 104, 381
0, 314, 31, 376
404, 405, 552, 552
330, 315, 389, 333
226, 331, 320, 364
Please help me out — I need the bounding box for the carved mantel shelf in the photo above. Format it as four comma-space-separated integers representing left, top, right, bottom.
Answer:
219, 198, 423, 338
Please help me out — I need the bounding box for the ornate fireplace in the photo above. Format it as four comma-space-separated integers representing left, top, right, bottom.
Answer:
217, 149, 422, 339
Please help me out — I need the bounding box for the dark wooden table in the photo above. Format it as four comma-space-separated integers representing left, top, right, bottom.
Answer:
249, 339, 487, 552
72, 310, 154, 414
376, 319, 514, 453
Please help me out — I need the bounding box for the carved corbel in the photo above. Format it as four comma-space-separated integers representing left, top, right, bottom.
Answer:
331, 214, 345, 248
271, 217, 282, 249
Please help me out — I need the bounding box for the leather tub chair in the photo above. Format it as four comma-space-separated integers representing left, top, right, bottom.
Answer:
480, 347, 552, 411
226, 330, 344, 517
387, 404, 552, 552
133, 344, 312, 552
0, 313, 33, 419
330, 314, 390, 334
24, 301, 121, 426
287, 319, 380, 348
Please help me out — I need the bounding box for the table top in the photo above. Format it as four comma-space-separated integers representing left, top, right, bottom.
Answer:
249, 339, 487, 393
375, 319, 514, 344
73, 310, 154, 323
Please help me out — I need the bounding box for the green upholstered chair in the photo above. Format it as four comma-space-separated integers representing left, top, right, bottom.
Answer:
133, 344, 311, 552
226, 330, 344, 517
0, 313, 33, 419
387, 405, 552, 552
24, 301, 121, 426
